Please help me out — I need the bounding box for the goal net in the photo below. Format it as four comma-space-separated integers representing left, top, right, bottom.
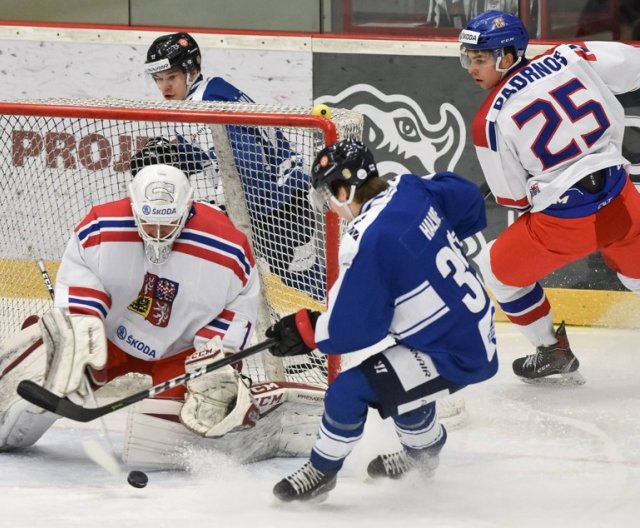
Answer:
0, 97, 363, 391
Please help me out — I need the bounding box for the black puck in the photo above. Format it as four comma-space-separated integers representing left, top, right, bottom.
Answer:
127, 470, 149, 489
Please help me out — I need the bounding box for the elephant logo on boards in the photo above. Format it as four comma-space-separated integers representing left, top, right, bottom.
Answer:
316, 84, 487, 264
316, 84, 465, 178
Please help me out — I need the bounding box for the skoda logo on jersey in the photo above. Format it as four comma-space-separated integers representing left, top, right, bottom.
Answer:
116, 325, 127, 340
116, 326, 157, 359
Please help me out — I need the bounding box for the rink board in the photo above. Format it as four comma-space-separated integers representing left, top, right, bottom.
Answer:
1, 258, 638, 330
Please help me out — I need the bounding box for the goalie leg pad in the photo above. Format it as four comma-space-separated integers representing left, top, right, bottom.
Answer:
40, 308, 108, 397
0, 323, 58, 450
124, 383, 325, 469
124, 398, 197, 470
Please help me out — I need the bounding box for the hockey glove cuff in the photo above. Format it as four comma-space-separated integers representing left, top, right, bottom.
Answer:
266, 309, 321, 357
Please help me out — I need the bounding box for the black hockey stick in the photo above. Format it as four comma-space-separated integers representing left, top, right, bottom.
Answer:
479, 182, 492, 200
17, 337, 278, 422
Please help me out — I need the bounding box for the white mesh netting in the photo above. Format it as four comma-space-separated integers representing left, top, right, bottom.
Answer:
0, 98, 363, 391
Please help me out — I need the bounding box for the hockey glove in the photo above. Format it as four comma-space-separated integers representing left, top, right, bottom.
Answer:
180, 337, 259, 438
265, 309, 321, 357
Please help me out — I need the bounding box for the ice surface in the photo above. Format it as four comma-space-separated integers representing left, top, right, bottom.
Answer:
2, 323, 639, 528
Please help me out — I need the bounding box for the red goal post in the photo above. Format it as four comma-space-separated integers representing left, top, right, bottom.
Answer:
0, 98, 363, 389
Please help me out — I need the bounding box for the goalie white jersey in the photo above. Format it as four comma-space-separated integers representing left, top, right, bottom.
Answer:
472, 41, 640, 212
54, 198, 260, 362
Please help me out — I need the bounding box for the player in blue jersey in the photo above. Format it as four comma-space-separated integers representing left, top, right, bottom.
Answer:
144, 32, 324, 300
264, 139, 498, 502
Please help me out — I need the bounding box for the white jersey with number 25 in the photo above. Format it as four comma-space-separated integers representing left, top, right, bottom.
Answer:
472, 42, 640, 212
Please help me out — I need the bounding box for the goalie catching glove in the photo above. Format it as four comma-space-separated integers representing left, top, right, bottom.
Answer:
265, 309, 321, 357
179, 336, 259, 438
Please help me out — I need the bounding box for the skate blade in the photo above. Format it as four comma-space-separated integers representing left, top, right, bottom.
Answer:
517, 370, 586, 386
274, 490, 331, 505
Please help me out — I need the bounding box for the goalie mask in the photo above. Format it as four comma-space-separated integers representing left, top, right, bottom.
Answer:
145, 32, 201, 77
129, 164, 194, 264
459, 10, 529, 73
309, 139, 378, 215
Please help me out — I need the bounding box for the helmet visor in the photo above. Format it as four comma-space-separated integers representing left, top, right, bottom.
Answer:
460, 45, 472, 69
459, 45, 500, 69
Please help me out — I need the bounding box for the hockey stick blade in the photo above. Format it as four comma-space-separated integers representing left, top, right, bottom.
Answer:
17, 337, 278, 422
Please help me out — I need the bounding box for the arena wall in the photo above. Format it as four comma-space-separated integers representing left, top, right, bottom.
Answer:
0, 23, 638, 329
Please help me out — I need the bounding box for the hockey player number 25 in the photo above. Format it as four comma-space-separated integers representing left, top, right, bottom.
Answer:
513, 77, 610, 171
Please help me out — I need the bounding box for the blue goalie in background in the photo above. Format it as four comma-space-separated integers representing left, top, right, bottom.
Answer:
144, 32, 325, 302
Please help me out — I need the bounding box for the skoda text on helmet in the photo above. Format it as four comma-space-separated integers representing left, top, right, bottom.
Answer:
458, 10, 529, 73
129, 164, 194, 264
309, 139, 378, 219
145, 32, 202, 76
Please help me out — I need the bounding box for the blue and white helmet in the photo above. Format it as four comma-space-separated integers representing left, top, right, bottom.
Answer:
129, 164, 194, 264
459, 10, 529, 71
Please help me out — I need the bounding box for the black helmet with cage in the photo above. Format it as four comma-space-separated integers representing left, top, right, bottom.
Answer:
130, 137, 182, 177
145, 32, 202, 76
309, 139, 379, 213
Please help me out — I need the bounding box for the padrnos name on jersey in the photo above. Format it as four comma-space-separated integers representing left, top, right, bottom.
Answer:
419, 206, 442, 240
492, 49, 570, 111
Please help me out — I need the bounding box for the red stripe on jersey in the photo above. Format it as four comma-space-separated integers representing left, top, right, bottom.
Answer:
472, 93, 496, 148
172, 241, 250, 285
196, 328, 225, 340
571, 42, 597, 61
217, 308, 235, 322
496, 196, 530, 208
68, 306, 104, 319
82, 231, 140, 248
69, 286, 112, 308
75, 198, 132, 232
472, 113, 489, 148
187, 203, 256, 267
505, 297, 551, 326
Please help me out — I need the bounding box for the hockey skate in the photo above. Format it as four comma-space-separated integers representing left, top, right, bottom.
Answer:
273, 461, 337, 502
512, 322, 585, 386
367, 427, 447, 480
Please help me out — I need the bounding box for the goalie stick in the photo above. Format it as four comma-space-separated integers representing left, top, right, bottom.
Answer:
17, 337, 278, 423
